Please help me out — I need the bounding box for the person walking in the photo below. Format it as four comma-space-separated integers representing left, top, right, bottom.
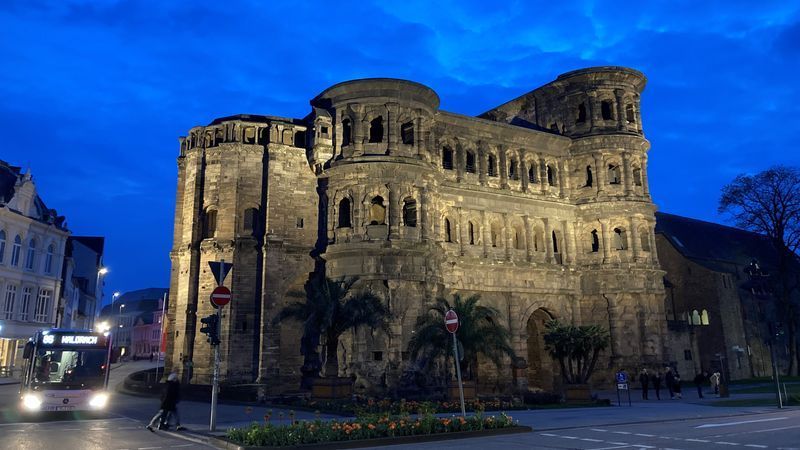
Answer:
665, 367, 676, 399
639, 368, 650, 400
673, 371, 683, 399
710, 371, 721, 395
694, 371, 708, 399
146, 372, 185, 432
650, 370, 662, 400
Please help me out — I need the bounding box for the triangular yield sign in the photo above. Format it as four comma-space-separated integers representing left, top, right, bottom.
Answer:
208, 261, 233, 285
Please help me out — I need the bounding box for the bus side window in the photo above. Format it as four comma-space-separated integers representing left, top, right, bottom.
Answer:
23, 341, 33, 359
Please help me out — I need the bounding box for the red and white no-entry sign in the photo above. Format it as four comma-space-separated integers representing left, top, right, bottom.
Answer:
210, 286, 232, 308
445, 309, 459, 333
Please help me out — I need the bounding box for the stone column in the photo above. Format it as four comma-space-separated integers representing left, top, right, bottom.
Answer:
478, 142, 487, 186
565, 220, 577, 265
630, 217, 642, 262
605, 294, 624, 367
518, 149, 528, 192
420, 188, 431, 241
481, 211, 490, 258
648, 222, 660, 266
457, 207, 465, 255
594, 152, 606, 195
455, 144, 464, 183
352, 105, 364, 156
641, 155, 650, 196
414, 115, 425, 160
588, 92, 600, 133
622, 152, 632, 196
503, 213, 512, 261
499, 146, 509, 189
539, 157, 548, 194
544, 218, 554, 264
558, 159, 567, 198
386, 103, 398, 155
600, 219, 611, 264
388, 184, 400, 240
615, 89, 626, 131
635, 94, 644, 134
523, 215, 533, 262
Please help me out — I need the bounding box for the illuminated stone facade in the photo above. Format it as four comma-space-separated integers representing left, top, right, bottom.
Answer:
166, 67, 667, 394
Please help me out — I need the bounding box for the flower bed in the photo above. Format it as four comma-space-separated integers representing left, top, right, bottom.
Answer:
227, 412, 518, 447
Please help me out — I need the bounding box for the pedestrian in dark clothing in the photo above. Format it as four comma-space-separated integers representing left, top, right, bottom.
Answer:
650, 371, 662, 400
146, 372, 185, 431
639, 369, 650, 400
673, 372, 683, 399
694, 371, 708, 399
665, 367, 675, 399
150, 352, 154, 362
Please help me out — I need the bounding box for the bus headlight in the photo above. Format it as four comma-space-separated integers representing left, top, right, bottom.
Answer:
22, 393, 43, 411
89, 393, 109, 409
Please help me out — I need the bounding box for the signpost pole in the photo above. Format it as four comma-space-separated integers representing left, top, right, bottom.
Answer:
210, 260, 224, 431
452, 332, 466, 417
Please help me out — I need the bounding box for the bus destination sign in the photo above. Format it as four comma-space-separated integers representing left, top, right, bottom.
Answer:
40, 333, 107, 347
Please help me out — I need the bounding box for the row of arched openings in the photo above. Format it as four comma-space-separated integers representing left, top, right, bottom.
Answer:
340, 117, 415, 147
0, 230, 55, 274
575, 100, 637, 125
443, 218, 559, 254
336, 197, 418, 229
442, 147, 558, 187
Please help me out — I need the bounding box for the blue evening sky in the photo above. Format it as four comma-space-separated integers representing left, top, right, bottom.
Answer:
1, 1, 799, 300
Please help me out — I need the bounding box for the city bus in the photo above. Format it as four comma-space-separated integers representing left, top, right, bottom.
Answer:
19, 329, 113, 412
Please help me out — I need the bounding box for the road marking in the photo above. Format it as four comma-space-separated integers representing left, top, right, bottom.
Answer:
750, 424, 800, 433
170, 445, 193, 448
541, 432, 558, 437
609, 442, 629, 446
591, 428, 608, 432
591, 446, 631, 450
715, 442, 740, 446
686, 439, 711, 442
561, 435, 579, 439
635, 433, 655, 437
696, 417, 788, 428
581, 438, 604, 442
138, 447, 162, 450
611, 431, 632, 434
745, 445, 768, 448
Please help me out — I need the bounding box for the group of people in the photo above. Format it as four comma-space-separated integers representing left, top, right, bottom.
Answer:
636, 367, 721, 400
146, 372, 185, 432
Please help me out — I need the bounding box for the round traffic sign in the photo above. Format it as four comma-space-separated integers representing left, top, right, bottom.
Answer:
210, 286, 232, 307
445, 309, 459, 333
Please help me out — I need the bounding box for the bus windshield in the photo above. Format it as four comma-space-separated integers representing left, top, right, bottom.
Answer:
32, 348, 108, 389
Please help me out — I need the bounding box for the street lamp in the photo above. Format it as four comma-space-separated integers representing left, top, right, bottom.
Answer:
92, 267, 109, 329
118, 303, 126, 359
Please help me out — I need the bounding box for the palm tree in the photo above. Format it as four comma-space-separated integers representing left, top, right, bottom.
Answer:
407, 293, 516, 381
543, 320, 610, 384
272, 275, 389, 378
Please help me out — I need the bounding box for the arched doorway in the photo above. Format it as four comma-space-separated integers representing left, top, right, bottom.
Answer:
526, 308, 558, 391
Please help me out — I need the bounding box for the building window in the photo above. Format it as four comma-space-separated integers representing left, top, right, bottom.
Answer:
488, 154, 497, 177
372, 351, 383, 361
11, 235, 22, 266
294, 130, 306, 147
369, 196, 386, 225
576, 103, 587, 124
402, 198, 417, 227
3, 285, 17, 320
444, 218, 453, 243
633, 167, 643, 186
601, 100, 614, 120
491, 222, 501, 247
528, 165, 537, 184
613, 228, 628, 250
468, 222, 476, 245
701, 309, 710, 325
203, 210, 217, 239
465, 151, 476, 173
19, 287, 32, 321
508, 157, 517, 180
341, 119, 352, 146
45, 244, 54, 274
514, 228, 524, 250
552, 230, 559, 254
368, 116, 383, 143
547, 165, 556, 187
0, 230, 5, 264
320, 126, 329, 136
608, 165, 622, 184
243, 208, 259, 235
442, 147, 454, 170
590, 230, 599, 252
684, 349, 692, 361
25, 239, 36, 270
626, 104, 635, 123
690, 309, 701, 325
338, 198, 352, 228
296, 218, 304, 229
640, 228, 651, 251
401, 122, 414, 145
34, 289, 51, 323
585, 166, 593, 187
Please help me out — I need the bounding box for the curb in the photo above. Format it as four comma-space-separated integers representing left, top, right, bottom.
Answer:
201, 425, 533, 450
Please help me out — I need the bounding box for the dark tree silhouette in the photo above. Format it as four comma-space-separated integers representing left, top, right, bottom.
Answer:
543, 320, 610, 384
719, 165, 800, 375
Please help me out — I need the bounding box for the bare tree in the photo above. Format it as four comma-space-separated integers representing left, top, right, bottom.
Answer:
719, 165, 800, 375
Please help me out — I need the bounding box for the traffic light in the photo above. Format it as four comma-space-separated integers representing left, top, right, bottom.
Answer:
199, 314, 220, 346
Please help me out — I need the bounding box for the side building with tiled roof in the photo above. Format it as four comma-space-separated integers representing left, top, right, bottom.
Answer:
98, 288, 168, 359
0, 159, 70, 378
655, 211, 793, 381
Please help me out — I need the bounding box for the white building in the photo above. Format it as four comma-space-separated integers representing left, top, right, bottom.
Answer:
0, 160, 70, 378
58, 236, 105, 331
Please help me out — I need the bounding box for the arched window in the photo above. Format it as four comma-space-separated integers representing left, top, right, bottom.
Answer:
442, 147, 454, 170
533, 228, 543, 252
402, 198, 417, 227
528, 165, 537, 183
468, 222, 476, 245
608, 164, 621, 184
202, 210, 217, 239
294, 130, 306, 147
0, 230, 5, 264
613, 228, 627, 250
625, 103, 635, 123
639, 228, 651, 251
401, 121, 414, 145
633, 167, 643, 186
552, 230, 559, 254
491, 222, 502, 247
508, 157, 517, 180
338, 198, 352, 228
547, 165, 556, 187
444, 218, 453, 243
45, 244, 55, 274
601, 100, 614, 120
341, 119, 352, 146
691, 309, 701, 326
369, 196, 386, 225
585, 166, 593, 187
11, 235, 21, 266
701, 309, 710, 325
369, 116, 384, 143
487, 154, 497, 177
25, 239, 36, 270
466, 151, 476, 173
243, 208, 259, 235
514, 227, 524, 250
576, 103, 587, 124
590, 230, 599, 252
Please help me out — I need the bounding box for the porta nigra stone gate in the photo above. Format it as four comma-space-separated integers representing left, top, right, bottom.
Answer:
165, 66, 667, 395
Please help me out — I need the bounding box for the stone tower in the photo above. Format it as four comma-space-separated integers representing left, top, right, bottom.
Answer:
166, 67, 666, 393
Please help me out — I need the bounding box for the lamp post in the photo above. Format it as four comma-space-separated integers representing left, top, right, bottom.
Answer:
118, 303, 126, 360
94, 267, 108, 329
